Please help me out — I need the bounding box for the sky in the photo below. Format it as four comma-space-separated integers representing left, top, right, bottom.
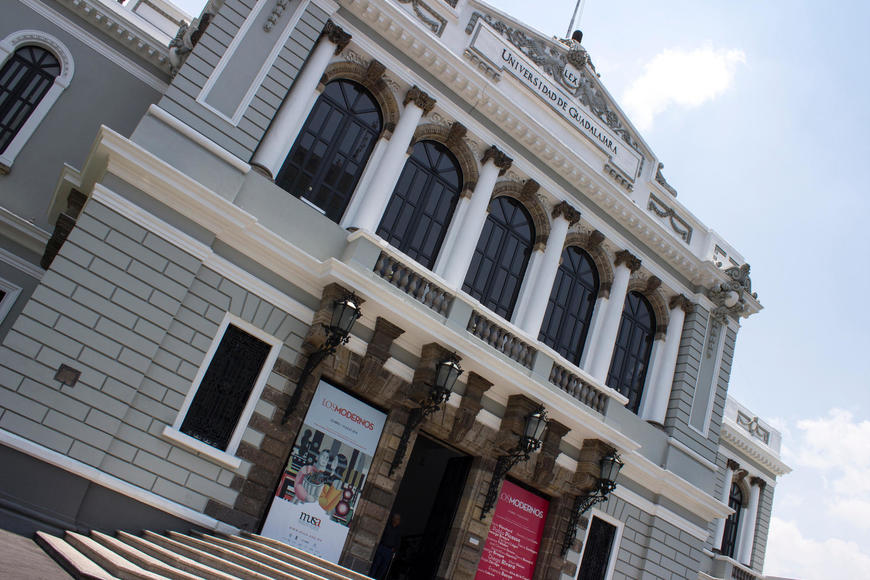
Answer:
172, 1, 870, 577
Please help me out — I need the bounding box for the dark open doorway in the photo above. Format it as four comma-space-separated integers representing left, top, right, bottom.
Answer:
387, 434, 471, 580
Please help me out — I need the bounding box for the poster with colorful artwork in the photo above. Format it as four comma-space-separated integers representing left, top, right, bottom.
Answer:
474, 479, 550, 579
260, 381, 387, 563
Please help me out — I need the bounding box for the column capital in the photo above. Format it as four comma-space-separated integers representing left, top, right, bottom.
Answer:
669, 294, 695, 314
726, 458, 740, 471
749, 476, 767, 490
552, 201, 581, 225
614, 249, 642, 272
403, 85, 437, 114
481, 145, 513, 175
322, 20, 352, 54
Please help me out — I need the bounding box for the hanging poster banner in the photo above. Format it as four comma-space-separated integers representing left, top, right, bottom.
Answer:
261, 381, 387, 563
474, 480, 550, 580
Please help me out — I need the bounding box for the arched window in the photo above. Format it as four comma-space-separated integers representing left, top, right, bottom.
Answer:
377, 140, 461, 269
606, 291, 655, 413
539, 246, 599, 364
463, 196, 534, 319
275, 79, 382, 222
721, 482, 743, 558
0, 45, 61, 154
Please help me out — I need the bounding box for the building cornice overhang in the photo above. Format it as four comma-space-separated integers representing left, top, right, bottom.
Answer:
56, 0, 175, 74
336, 0, 757, 300
721, 418, 791, 477
72, 125, 732, 523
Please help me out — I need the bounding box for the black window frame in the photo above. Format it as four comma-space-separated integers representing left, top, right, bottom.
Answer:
721, 481, 744, 558
606, 291, 656, 414
376, 139, 462, 269
462, 196, 535, 320
539, 246, 599, 364
0, 44, 61, 154
577, 515, 619, 580
275, 79, 382, 223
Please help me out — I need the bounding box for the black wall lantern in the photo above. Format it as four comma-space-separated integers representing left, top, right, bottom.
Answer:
480, 406, 549, 519
389, 353, 463, 476
560, 451, 624, 556
281, 292, 362, 424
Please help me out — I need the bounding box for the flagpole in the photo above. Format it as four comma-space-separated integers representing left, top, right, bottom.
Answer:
566, 0, 586, 38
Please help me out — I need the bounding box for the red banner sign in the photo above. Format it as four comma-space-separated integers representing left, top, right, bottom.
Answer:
475, 480, 550, 579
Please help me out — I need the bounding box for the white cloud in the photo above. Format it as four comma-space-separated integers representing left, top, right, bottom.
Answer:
765, 517, 870, 579
621, 45, 745, 130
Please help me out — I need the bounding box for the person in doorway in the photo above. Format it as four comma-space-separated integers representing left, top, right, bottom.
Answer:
369, 512, 402, 580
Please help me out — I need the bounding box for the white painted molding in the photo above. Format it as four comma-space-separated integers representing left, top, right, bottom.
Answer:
0, 207, 51, 256
0, 277, 23, 324
160, 427, 243, 470
0, 247, 44, 280
720, 420, 790, 477
0, 428, 239, 533
667, 436, 718, 472
145, 105, 251, 173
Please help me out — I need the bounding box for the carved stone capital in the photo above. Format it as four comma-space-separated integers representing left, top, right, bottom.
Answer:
726, 459, 741, 471
481, 145, 513, 175
404, 85, 436, 115
750, 476, 766, 490
614, 249, 641, 272
322, 20, 351, 55
669, 294, 695, 314
552, 201, 581, 225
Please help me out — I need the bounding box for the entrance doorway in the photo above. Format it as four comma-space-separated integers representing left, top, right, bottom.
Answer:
387, 434, 471, 580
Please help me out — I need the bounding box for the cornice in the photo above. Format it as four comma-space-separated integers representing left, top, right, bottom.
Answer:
721, 418, 791, 477
337, 0, 751, 295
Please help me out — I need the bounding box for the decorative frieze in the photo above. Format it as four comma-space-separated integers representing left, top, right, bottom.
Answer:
396, 0, 448, 36
647, 193, 693, 243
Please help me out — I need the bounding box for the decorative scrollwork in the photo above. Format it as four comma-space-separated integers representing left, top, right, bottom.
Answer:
397, 0, 447, 36
647, 194, 693, 243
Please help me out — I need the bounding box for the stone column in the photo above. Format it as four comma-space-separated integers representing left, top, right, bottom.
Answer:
641, 294, 693, 424
713, 459, 739, 551
350, 86, 436, 233
251, 20, 351, 178
437, 146, 512, 287
517, 202, 580, 335
737, 477, 764, 566
588, 250, 641, 382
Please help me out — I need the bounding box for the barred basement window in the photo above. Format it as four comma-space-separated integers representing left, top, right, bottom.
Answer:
577, 515, 620, 580
173, 315, 281, 455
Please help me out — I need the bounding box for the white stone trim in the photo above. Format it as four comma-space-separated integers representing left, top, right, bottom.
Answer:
0, 276, 23, 325
145, 105, 250, 173
667, 436, 718, 472
0, 29, 74, 171
169, 312, 283, 459
0, 246, 44, 280
611, 485, 710, 541
574, 509, 624, 580
0, 427, 238, 533
19, 0, 168, 90
160, 426, 242, 470
0, 207, 51, 256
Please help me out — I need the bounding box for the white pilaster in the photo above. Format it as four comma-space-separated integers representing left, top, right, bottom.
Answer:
251, 22, 350, 178
737, 478, 763, 565
512, 249, 544, 325
581, 294, 609, 368
516, 203, 576, 334
351, 86, 434, 233
713, 460, 737, 550
439, 147, 510, 287
433, 195, 471, 273
640, 296, 691, 424
588, 251, 640, 382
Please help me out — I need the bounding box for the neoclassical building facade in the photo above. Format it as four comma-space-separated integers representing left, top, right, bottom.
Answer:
0, 0, 788, 579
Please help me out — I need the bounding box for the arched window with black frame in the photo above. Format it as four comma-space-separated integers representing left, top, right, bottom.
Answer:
462, 196, 534, 320
377, 140, 461, 269
275, 79, 382, 222
539, 246, 599, 365
0, 45, 61, 154
721, 481, 743, 558
606, 291, 655, 413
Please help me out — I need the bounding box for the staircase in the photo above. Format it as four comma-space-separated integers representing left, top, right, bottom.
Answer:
34, 528, 372, 580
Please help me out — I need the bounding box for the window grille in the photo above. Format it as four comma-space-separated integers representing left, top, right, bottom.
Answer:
0, 45, 60, 153
578, 516, 618, 580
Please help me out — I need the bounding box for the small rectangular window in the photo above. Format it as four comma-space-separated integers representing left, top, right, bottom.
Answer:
577, 515, 620, 580
170, 314, 281, 460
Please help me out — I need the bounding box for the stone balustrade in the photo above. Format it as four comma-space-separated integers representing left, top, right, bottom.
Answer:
373, 251, 454, 316
466, 310, 537, 369
548, 363, 608, 414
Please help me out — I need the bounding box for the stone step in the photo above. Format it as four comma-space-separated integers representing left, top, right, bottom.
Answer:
224, 532, 371, 580
34, 531, 118, 580
89, 531, 204, 580
65, 531, 170, 580
228, 533, 371, 580
189, 531, 336, 580
139, 531, 271, 580
115, 532, 237, 580
165, 532, 307, 580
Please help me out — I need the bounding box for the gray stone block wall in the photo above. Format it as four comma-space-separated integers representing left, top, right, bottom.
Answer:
0, 197, 309, 515
158, 0, 330, 161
